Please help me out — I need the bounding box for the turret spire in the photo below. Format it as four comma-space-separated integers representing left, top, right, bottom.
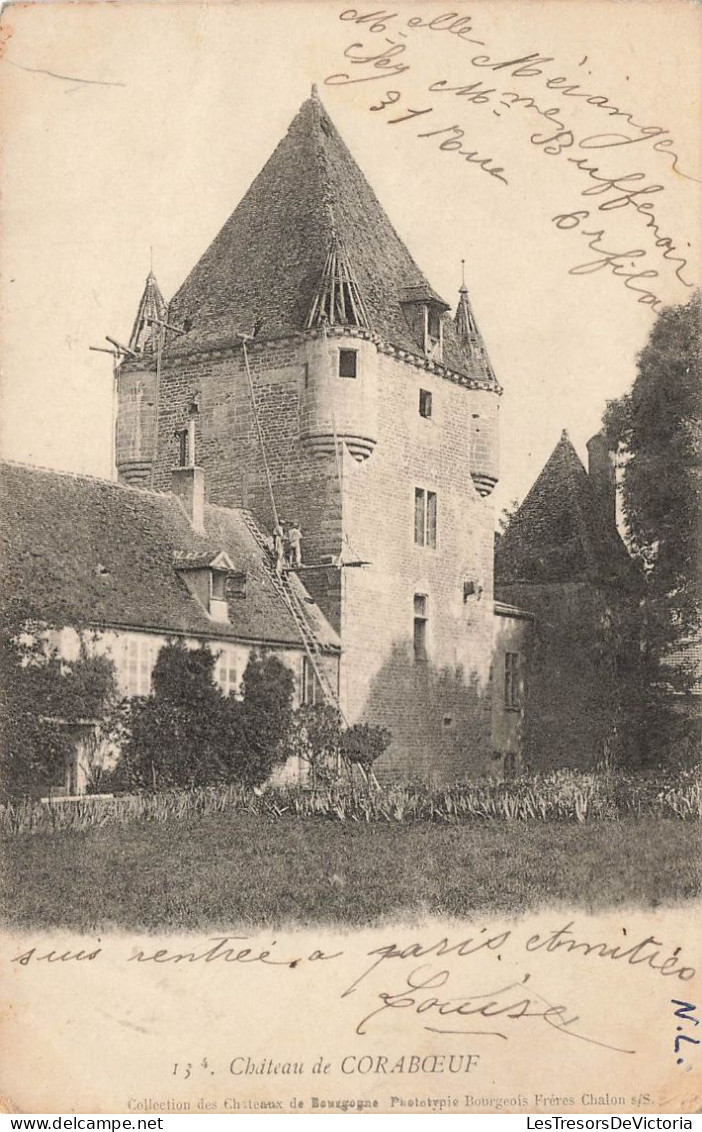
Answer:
305, 233, 371, 330
128, 269, 167, 355
454, 261, 495, 382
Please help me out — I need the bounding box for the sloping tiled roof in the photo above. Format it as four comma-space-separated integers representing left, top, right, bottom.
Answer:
164, 91, 495, 386
495, 431, 635, 586
0, 461, 338, 649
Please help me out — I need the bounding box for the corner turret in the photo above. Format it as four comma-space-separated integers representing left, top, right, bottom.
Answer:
115, 271, 165, 487
453, 264, 499, 497
301, 235, 378, 462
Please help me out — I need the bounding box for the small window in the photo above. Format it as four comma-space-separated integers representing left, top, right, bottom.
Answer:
302, 656, 322, 705
419, 389, 432, 419
211, 571, 227, 601
216, 646, 238, 697
226, 571, 247, 599
505, 652, 522, 711
119, 635, 159, 697
428, 309, 441, 340
413, 593, 428, 662
338, 349, 358, 378
414, 488, 437, 548
175, 427, 188, 468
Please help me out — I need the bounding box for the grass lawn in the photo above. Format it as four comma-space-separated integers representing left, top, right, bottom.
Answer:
2, 814, 699, 932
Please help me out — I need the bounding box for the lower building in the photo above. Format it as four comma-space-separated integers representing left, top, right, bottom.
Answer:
495, 430, 642, 770
0, 459, 340, 795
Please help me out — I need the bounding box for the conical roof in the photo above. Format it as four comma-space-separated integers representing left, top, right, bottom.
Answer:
454, 282, 496, 383
128, 271, 167, 355
165, 91, 495, 385
495, 431, 634, 586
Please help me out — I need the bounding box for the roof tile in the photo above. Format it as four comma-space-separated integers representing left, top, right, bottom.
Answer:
163, 93, 495, 386
0, 461, 339, 649
495, 432, 635, 586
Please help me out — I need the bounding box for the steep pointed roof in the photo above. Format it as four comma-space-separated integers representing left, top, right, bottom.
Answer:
453, 281, 496, 383
495, 431, 634, 586
128, 272, 167, 355
165, 91, 495, 384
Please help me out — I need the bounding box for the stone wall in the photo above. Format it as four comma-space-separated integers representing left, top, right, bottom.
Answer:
491, 609, 533, 766
496, 581, 642, 769
139, 331, 500, 782
340, 350, 498, 781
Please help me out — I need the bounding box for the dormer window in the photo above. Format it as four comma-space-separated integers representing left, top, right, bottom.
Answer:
399, 287, 448, 362
211, 570, 227, 602
424, 307, 443, 360
174, 549, 236, 624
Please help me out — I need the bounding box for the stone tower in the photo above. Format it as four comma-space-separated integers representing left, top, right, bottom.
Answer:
115, 89, 502, 780
115, 271, 166, 487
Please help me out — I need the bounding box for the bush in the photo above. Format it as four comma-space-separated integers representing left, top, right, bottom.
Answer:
288, 704, 343, 786
228, 652, 295, 785
341, 723, 392, 778
121, 641, 233, 789
0, 606, 120, 800
111, 647, 296, 790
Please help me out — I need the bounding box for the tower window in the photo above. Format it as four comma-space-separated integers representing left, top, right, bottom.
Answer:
504, 652, 522, 711
414, 488, 437, 548
419, 389, 432, 419
175, 427, 188, 467
413, 593, 428, 662
338, 349, 358, 378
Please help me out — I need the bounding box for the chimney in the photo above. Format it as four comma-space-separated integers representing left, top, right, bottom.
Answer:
586, 431, 616, 528
171, 466, 205, 534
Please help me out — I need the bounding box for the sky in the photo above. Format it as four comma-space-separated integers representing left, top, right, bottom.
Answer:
0, 0, 700, 516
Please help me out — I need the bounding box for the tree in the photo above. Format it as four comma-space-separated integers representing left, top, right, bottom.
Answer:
604, 291, 701, 658
340, 723, 392, 780
0, 602, 120, 800
603, 291, 701, 757
288, 704, 343, 787
496, 497, 521, 538
122, 640, 232, 789
117, 645, 296, 791
231, 652, 295, 785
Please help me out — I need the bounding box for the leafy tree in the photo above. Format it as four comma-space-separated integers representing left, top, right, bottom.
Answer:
496, 497, 521, 538
122, 640, 232, 789
603, 291, 701, 759
231, 652, 295, 785
0, 602, 119, 800
116, 645, 296, 790
288, 704, 343, 787
340, 722, 392, 780
603, 290, 701, 662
